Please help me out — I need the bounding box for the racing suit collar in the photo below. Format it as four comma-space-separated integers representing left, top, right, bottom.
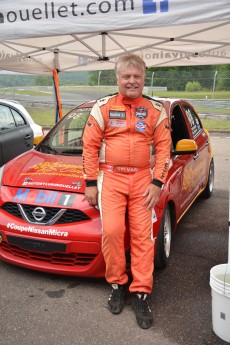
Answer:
118, 92, 143, 105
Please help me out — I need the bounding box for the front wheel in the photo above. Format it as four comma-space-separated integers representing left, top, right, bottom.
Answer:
155, 205, 172, 268
201, 159, 214, 199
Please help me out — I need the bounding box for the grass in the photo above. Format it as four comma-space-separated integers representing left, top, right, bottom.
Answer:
201, 119, 230, 131
2, 87, 230, 130
3, 87, 230, 99
195, 106, 230, 115
28, 108, 70, 127
151, 90, 230, 99
28, 107, 230, 131
2, 89, 53, 96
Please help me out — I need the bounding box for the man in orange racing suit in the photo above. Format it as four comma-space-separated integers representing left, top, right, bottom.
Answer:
83, 54, 171, 329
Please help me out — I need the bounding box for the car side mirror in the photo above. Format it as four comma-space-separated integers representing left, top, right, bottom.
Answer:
172, 139, 198, 155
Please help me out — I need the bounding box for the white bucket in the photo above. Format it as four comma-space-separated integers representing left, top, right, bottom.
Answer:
210, 264, 230, 343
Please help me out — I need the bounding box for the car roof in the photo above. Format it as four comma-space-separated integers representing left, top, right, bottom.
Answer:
0, 98, 22, 106
75, 100, 96, 108
152, 97, 183, 103
0, 98, 36, 123
74, 97, 184, 110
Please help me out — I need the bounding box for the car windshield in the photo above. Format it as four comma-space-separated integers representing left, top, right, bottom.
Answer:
36, 106, 91, 155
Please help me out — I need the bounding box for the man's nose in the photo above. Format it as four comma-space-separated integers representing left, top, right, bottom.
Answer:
128, 76, 136, 83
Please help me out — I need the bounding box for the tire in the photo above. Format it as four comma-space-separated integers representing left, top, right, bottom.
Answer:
155, 205, 172, 268
201, 159, 214, 199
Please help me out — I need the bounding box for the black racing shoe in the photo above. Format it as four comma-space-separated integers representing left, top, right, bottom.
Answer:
108, 284, 125, 314
132, 293, 153, 329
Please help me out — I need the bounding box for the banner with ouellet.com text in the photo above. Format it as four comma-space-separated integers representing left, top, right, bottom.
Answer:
0, 1, 230, 74
0, 0, 229, 40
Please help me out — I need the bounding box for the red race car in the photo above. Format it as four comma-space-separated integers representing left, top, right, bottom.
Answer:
0, 98, 214, 277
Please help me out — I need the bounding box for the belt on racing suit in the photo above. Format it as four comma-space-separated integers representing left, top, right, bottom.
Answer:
99, 164, 149, 174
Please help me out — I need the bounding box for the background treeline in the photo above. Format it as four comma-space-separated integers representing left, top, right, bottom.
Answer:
1, 65, 230, 91
88, 65, 230, 91
0, 71, 88, 87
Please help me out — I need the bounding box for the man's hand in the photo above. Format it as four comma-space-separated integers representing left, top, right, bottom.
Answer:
85, 186, 98, 205
142, 184, 161, 210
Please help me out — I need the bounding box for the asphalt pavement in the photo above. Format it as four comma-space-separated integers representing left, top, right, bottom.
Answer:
0, 134, 230, 345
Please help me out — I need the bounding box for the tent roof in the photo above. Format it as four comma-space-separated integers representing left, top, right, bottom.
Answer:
0, 1, 230, 75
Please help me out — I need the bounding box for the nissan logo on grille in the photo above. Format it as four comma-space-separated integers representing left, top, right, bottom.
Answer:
32, 207, 46, 221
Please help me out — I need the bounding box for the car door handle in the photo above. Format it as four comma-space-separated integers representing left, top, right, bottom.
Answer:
206, 141, 209, 146
24, 134, 31, 139
193, 153, 199, 160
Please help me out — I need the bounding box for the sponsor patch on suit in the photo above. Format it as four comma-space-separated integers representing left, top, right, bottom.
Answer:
109, 110, 126, 119
135, 107, 148, 119
109, 120, 126, 127
136, 121, 146, 132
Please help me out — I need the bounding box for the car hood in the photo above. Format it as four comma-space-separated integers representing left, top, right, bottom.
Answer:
2, 150, 86, 193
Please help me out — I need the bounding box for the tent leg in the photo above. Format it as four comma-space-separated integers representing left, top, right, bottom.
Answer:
53, 68, 63, 123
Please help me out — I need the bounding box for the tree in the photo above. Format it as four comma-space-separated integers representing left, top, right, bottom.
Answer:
216, 65, 230, 90
147, 65, 218, 91
185, 81, 202, 92
88, 70, 115, 86
35, 76, 53, 86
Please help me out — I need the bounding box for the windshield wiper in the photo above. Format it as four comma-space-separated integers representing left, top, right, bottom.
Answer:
39, 144, 58, 154
0, 127, 12, 131
61, 149, 83, 155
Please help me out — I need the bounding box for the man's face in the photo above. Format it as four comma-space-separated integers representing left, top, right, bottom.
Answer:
117, 65, 145, 98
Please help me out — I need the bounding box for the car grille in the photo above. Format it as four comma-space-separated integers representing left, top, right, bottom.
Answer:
2, 202, 90, 225
0, 240, 97, 266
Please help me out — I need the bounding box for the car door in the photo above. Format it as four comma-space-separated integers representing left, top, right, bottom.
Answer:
181, 102, 211, 193
0, 103, 33, 166
170, 101, 207, 217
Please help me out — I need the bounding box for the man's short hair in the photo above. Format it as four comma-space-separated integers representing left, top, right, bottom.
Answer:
115, 54, 146, 77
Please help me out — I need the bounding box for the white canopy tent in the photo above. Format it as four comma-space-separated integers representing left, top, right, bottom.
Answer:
0, 0, 230, 75
1, 0, 230, 119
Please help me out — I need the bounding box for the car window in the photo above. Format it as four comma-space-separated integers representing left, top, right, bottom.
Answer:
171, 104, 190, 149
11, 108, 26, 126
0, 105, 16, 130
38, 107, 91, 155
182, 104, 202, 138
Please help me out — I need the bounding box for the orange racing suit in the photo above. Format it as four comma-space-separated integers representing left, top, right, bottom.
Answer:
83, 93, 171, 293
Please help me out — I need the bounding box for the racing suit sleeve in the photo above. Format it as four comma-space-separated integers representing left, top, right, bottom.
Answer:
152, 107, 172, 186
82, 102, 104, 185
